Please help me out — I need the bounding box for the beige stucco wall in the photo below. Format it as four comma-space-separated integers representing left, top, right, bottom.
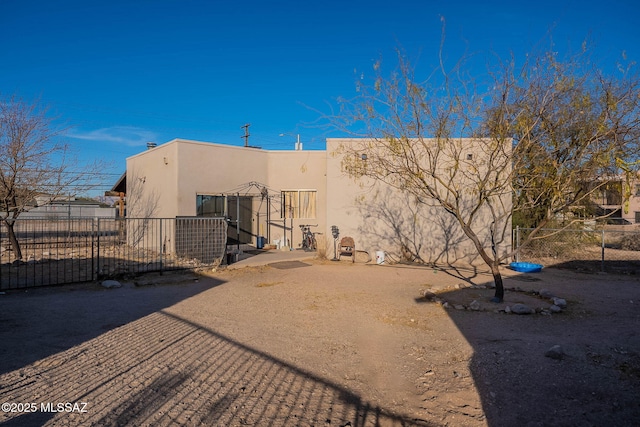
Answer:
326, 138, 513, 265
623, 181, 640, 223
126, 139, 327, 249
174, 139, 269, 216
126, 141, 179, 218
265, 150, 327, 249
126, 137, 512, 264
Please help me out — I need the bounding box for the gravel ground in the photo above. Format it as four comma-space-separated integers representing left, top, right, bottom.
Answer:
0, 259, 639, 426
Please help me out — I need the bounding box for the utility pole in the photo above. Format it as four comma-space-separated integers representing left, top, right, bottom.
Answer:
241, 123, 250, 147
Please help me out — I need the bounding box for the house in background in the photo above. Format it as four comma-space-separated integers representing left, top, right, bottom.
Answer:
588, 176, 640, 225
21, 195, 115, 219
124, 138, 512, 265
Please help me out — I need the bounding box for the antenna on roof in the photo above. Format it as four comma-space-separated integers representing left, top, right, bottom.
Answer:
241, 123, 250, 147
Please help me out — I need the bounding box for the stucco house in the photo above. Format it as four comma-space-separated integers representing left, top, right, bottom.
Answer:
124, 137, 512, 264
588, 176, 640, 225
21, 195, 115, 219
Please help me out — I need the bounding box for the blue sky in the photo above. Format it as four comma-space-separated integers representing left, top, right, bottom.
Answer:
2, 0, 639, 195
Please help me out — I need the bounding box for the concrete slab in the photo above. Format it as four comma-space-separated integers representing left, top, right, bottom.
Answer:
225, 248, 316, 269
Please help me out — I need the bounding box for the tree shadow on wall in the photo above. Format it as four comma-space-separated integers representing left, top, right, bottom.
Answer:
355, 187, 484, 282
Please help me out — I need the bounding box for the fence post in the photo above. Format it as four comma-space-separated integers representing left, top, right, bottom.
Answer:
96, 218, 101, 280
601, 228, 605, 273
159, 218, 163, 273
515, 226, 520, 262
91, 218, 95, 281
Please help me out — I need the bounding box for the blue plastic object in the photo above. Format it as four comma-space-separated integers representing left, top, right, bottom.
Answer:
510, 262, 543, 273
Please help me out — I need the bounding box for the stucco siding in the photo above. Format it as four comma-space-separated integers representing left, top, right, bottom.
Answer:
174, 139, 269, 216
126, 141, 179, 219
125, 137, 512, 263
266, 150, 327, 249
326, 138, 512, 264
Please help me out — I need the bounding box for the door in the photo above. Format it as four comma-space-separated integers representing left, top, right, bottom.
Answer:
227, 196, 253, 244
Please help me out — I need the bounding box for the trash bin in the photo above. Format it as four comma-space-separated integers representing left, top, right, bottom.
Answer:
375, 251, 385, 265
257, 236, 265, 249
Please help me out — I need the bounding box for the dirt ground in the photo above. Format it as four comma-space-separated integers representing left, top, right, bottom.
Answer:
0, 258, 639, 426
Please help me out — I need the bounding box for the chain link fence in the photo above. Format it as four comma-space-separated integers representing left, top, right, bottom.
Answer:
1, 217, 228, 290
514, 226, 640, 274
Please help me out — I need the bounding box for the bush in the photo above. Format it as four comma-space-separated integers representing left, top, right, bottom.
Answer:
620, 235, 640, 251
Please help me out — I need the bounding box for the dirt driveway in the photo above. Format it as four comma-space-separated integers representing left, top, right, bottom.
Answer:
0, 259, 638, 426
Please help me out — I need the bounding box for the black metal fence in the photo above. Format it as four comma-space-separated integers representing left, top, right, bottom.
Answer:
0, 217, 227, 290
514, 226, 640, 274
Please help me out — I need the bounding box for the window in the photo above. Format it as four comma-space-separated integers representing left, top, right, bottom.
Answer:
196, 195, 226, 217
281, 190, 316, 218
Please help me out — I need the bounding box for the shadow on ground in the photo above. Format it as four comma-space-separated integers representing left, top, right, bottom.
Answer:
0, 271, 223, 376
428, 266, 640, 426
1, 306, 432, 427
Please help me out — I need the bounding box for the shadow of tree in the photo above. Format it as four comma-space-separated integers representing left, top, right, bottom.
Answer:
532, 258, 640, 275
425, 268, 640, 426
1, 307, 434, 426
354, 187, 480, 266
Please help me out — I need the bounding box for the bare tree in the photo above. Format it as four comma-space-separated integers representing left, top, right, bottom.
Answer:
0, 95, 99, 261
330, 41, 640, 302
125, 169, 160, 248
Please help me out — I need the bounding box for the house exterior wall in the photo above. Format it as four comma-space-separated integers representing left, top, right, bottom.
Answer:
265, 150, 326, 249
326, 138, 513, 265
174, 140, 269, 216
126, 139, 327, 249
624, 181, 640, 223
126, 137, 512, 264
126, 141, 179, 218
21, 205, 115, 218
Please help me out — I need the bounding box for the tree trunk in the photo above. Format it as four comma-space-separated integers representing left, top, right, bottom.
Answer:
490, 261, 504, 302
3, 220, 23, 261
457, 221, 505, 302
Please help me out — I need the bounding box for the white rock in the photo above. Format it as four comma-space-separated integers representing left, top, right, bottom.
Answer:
549, 305, 562, 313
422, 290, 437, 300
552, 297, 567, 308
545, 345, 564, 360
101, 280, 122, 289
511, 303, 535, 314
539, 289, 555, 298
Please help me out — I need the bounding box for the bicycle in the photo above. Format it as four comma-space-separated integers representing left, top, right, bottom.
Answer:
299, 224, 318, 251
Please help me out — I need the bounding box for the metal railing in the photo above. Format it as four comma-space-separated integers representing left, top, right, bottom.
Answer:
514, 226, 640, 274
0, 217, 227, 290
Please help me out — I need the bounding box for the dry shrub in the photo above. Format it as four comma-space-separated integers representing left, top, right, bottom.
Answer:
620, 235, 640, 251
316, 234, 328, 259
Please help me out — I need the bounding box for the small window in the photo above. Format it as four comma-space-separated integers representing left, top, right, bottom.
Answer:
635, 212, 640, 224
466, 153, 473, 160
196, 195, 226, 217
